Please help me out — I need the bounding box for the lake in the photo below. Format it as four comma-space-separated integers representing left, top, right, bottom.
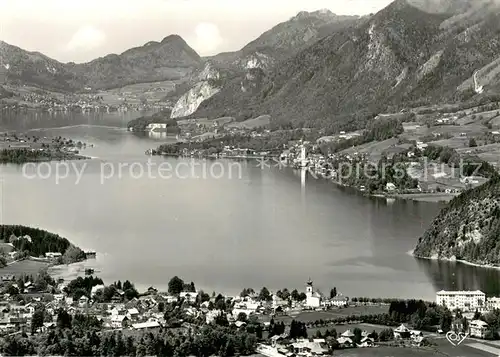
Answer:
1, 110, 500, 300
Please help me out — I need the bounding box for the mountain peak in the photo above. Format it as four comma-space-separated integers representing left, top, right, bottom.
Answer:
294, 9, 336, 20
161, 34, 186, 45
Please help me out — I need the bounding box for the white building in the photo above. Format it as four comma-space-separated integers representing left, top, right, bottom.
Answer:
470, 320, 488, 338
146, 123, 168, 131
385, 182, 397, 192
180, 291, 197, 303
305, 279, 321, 308
487, 296, 500, 310
45, 252, 62, 259
330, 295, 349, 307
436, 290, 485, 311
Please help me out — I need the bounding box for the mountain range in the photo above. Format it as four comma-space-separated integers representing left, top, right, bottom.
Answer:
190, 0, 500, 132
2, 0, 500, 129
0, 35, 201, 91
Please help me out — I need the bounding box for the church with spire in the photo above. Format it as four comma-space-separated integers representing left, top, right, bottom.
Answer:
305, 278, 322, 308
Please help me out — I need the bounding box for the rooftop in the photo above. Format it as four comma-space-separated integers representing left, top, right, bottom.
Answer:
436, 290, 485, 295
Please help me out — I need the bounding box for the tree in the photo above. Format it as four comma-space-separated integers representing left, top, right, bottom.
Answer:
158, 302, 165, 313
240, 288, 255, 297
379, 328, 394, 342
259, 287, 271, 302
469, 138, 478, 147
330, 287, 337, 299
168, 276, 184, 295
62, 245, 85, 264
237, 312, 247, 322
31, 308, 45, 334
353, 328, 362, 344
291, 289, 300, 301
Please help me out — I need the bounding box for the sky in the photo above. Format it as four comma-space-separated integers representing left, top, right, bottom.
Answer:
0, 0, 392, 63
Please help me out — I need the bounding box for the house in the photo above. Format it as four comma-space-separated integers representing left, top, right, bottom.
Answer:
91, 285, 105, 297
341, 330, 355, 339
205, 309, 222, 324
330, 295, 348, 307
291, 339, 329, 355
487, 296, 500, 310
53, 294, 64, 303
111, 290, 125, 302
270, 334, 287, 347
394, 324, 411, 339
272, 295, 288, 308
358, 337, 374, 347
336, 337, 353, 348
180, 291, 197, 303
146, 123, 168, 131
132, 320, 161, 330
110, 307, 126, 316
234, 321, 246, 329
146, 286, 158, 295
0, 243, 15, 254
127, 308, 140, 320
45, 252, 62, 259
40, 322, 55, 333
110, 315, 129, 329
470, 320, 488, 339
78, 296, 89, 307
163, 295, 178, 304
305, 279, 321, 308
385, 182, 397, 192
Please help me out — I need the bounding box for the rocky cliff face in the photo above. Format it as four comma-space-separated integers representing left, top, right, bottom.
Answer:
414, 176, 500, 265
170, 62, 222, 118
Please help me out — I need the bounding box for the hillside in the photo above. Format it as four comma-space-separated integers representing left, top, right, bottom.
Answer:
208, 10, 361, 69
413, 174, 500, 265
189, 0, 500, 133
0, 35, 201, 91
168, 10, 361, 120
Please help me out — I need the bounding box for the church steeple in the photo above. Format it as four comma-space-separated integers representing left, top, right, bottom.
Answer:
306, 278, 313, 296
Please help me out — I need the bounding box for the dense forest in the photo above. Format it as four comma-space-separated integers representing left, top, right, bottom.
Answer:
0, 225, 85, 263
414, 173, 500, 263
0, 148, 82, 164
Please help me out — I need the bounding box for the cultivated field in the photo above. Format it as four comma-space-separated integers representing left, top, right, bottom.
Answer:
274, 305, 390, 325
0, 260, 49, 277
226, 115, 271, 129
98, 80, 178, 106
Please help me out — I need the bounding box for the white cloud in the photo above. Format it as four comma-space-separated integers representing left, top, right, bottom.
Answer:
190, 22, 223, 56
66, 25, 106, 52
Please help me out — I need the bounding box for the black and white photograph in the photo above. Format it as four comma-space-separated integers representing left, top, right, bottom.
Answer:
1, 0, 500, 355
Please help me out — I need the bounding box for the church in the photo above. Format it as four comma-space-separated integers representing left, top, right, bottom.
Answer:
305, 278, 322, 308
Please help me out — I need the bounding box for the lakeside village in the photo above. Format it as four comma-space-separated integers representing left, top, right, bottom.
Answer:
2, 249, 500, 357
0, 89, 166, 113
151, 138, 489, 199
0, 227, 500, 355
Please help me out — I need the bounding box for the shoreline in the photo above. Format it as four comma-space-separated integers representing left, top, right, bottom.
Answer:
151, 152, 454, 204
410, 250, 500, 270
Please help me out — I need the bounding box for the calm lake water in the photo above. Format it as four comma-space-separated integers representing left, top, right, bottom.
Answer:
1, 111, 500, 300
